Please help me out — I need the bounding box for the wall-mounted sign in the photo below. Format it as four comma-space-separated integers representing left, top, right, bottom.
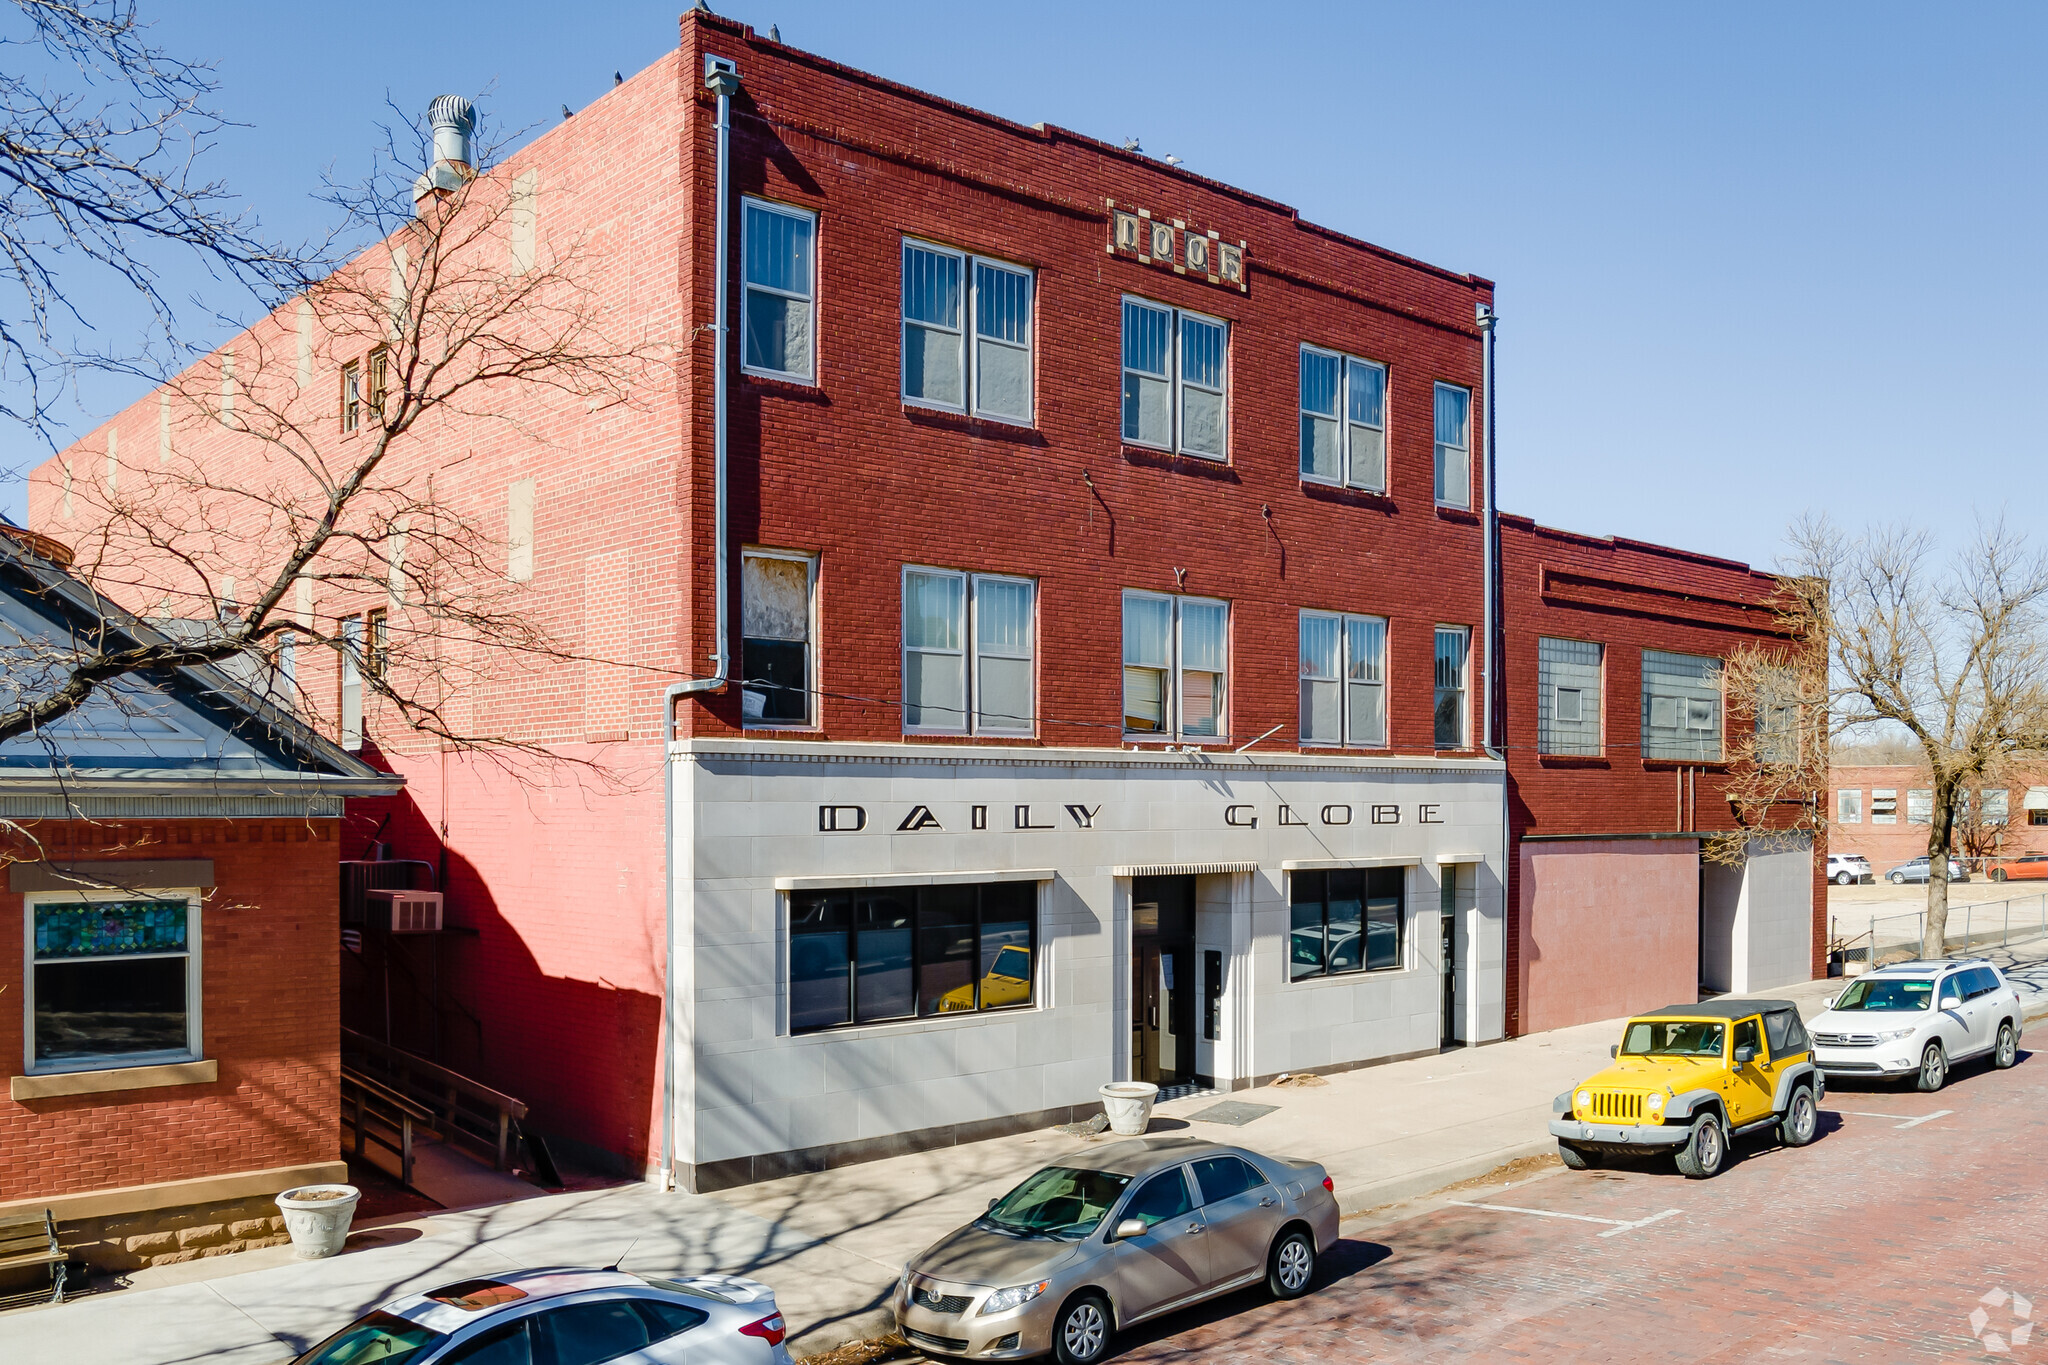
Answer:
1108, 201, 1246, 293
815, 801, 1448, 834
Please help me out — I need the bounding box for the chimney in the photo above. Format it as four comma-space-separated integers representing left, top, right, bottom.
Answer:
412, 94, 478, 210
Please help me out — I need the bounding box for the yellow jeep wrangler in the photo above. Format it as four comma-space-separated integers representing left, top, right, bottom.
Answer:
1549, 999, 1824, 1179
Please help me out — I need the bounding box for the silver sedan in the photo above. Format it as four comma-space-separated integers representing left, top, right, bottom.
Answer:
894, 1135, 1340, 1363
289, 1267, 794, 1365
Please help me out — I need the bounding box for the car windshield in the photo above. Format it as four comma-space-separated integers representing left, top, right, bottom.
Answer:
1832, 978, 1934, 1011
291, 1311, 444, 1365
1620, 1020, 1724, 1057
980, 1165, 1133, 1241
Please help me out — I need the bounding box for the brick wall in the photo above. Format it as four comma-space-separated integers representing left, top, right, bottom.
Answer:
1828, 763, 2048, 873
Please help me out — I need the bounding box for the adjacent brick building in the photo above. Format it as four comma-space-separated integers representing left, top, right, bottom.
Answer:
1829, 763, 2048, 877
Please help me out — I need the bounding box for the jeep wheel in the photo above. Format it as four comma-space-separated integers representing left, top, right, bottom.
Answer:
1994, 1021, 2019, 1069
1915, 1041, 1947, 1092
1557, 1142, 1603, 1170
1674, 1112, 1726, 1179
1779, 1085, 1819, 1147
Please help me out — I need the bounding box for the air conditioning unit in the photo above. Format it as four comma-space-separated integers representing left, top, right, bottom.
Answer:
365, 889, 445, 933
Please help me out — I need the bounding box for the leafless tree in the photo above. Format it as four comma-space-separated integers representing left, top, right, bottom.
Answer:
0, 1, 309, 437
0, 99, 662, 767
1720, 515, 2048, 953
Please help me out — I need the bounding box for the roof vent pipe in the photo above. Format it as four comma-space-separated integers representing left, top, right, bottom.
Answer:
413, 95, 478, 209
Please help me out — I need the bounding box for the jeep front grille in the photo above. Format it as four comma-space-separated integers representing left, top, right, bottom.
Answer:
1590, 1090, 1642, 1121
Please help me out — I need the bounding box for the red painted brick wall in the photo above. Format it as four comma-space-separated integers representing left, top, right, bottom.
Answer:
1, 820, 340, 1201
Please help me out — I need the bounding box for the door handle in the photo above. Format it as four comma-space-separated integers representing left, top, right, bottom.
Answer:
1185, 1222, 1203, 1234
1259, 1197, 1277, 1207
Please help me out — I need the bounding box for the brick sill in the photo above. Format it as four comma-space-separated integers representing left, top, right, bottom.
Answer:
12, 1058, 217, 1101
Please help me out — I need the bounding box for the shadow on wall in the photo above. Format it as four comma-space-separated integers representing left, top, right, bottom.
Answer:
342, 785, 661, 1179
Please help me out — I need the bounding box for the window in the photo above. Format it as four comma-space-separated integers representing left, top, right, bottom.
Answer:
741, 199, 816, 381
1121, 298, 1228, 458
1538, 637, 1602, 756
339, 615, 363, 750
1754, 667, 1800, 766
1733, 1016, 1763, 1061
1641, 649, 1722, 761
1433, 383, 1471, 507
1837, 789, 1862, 823
1298, 611, 1386, 747
1871, 789, 1898, 824
27, 894, 200, 1071
1190, 1155, 1268, 1204
340, 360, 361, 433
740, 549, 814, 726
1907, 790, 1933, 825
902, 568, 1035, 735
1122, 1167, 1195, 1231
441, 1321, 531, 1365
1982, 789, 2010, 825
1290, 868, 1403, 979
1434, 627, 1470, 748
275, 633, 298, 702
366, 346, 389, 417
535, 1300, 653, 1365
901, 241, 1033, 424
789, 881, 1035, 1033
366, 608, 389, 679
1298, 348, 1387, 490
1123, 591, 1228, 741
2033, 810, 2048, 828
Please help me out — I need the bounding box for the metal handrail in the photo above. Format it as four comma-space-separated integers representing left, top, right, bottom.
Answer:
341, 1027, 528, 1171
340, 1066, 437, 1189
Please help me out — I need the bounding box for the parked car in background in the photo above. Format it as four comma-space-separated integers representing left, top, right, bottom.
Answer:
895, 1136, 1339, 1363
1887, 856, 1969, 885
1828, 854, 1873, 885
291, 1269, 792, 1365
1809, 959, 2022, 1090
1987, 854, 2048, 883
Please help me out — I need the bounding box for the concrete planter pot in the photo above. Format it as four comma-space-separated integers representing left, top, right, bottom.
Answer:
1099, 1081, 1160, 1136
275, 1184, 361, 1259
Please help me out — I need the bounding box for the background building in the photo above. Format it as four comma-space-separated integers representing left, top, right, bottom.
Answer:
1829, 763, 2048, 876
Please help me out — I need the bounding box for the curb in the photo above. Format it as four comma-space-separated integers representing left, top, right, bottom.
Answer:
1334, 1139, 1556, 1219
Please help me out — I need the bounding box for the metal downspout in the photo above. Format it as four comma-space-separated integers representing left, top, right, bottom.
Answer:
661, 53, 740, 1193
1478, 302, 1505, 1042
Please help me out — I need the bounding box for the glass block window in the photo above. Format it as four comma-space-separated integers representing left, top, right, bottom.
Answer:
30, 897, 199, 1069
789, 881, 1035, 1032
741, 198, 816, 381
1290, 868, 1403, 980
1641, 649, 1722, 761
1538, 637, 1602, 756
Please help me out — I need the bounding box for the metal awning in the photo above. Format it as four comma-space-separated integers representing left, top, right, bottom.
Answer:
2025, 788, 2048, 812
1111, 862, 1259, 877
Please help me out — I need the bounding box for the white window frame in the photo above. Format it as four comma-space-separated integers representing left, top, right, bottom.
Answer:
1298, 345, 1388, 492
741, 547, 818, 729
24, 889, 203, 1075
1121, 296, 1229, 460
901, 566, 1036, 737
740, 197, 818, 383
900, 239, 1035, 426
1837, 789, 1862, 823
1433, 381, 1472, 509
1433, 625, 1471, 748
1122, 589, 1230, 743
1871, 788, 1898, 824
1298, 610, 1388, 749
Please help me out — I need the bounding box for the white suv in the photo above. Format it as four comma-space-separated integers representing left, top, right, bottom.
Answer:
1810, 960, 2023, 1090
1827, 853, 1872, 885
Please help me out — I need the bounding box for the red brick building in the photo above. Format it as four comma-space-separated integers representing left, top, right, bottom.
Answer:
1829, 763, 2048, 878
30, 12, 1815, 1189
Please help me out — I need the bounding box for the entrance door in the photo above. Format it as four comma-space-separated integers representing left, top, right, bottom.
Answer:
1131, 876, 1197, 1088
1440, 865, 1460, 1048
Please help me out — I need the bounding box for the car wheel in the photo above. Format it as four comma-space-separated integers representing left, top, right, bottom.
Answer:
1266, 1227, 1317, 1300
1779, 1085, 1819, 1147
1557, 1141, 1603, 1170
1834, 872, 1853, 886
1915, 1041, 1947, 1092
1994, 1021, 2019, 1069
1889, 872, 1906, 884
1674, 1112, 1726, 1178
1052, 1292, 1112, 1365
1992, 869, 2008, 883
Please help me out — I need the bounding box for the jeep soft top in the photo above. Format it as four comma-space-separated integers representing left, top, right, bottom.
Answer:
1635, 999, 1800, 1019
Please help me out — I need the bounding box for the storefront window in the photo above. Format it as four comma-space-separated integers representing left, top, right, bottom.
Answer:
1289, 869, 1402, 980
790, 881, 1036, 1032
30, 897, 199, 1069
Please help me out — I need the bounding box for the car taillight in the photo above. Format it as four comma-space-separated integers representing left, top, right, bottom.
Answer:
739, 1313, 787, 1347
1322, 1176, 1334, 1194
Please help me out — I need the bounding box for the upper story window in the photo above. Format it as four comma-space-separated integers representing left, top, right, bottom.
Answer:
741, 199, 816, 382
903, 567, 1035, 735
1121, 298, 1228, 459
338, 615, 363, 751
1871, 788, 1897, 823
1433, 626, 1470, 747
1433, 383, 1471, 508
1837, 789, 1862, 823
1123, 590, 1228, 741
1538, 637, 1603, 756
1754, 666, 1801, 767
1299, 611, 1387, 748
340, 360, 361, 433
901, 241, 1034, 425
1299, 347, 1387, 491
741, 548, 815, 727
1641, 648, 1722, 761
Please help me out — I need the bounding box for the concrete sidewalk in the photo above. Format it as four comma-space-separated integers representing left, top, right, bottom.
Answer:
7, 970, 2042, 1363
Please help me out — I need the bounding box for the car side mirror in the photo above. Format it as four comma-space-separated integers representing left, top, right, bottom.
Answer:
988, 1198, 1000, 1211
1733, 1045, 1756, 1065
1823, 994, 1838, 1010
1941, 995, 1961, 1010
1112, 1218, 1147, 1242
1610, 1045, 1618, 1059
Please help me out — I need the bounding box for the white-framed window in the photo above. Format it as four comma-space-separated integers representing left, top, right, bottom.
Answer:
1121, 297, 1228, 459
1299, 347, 1387, 491
1982, 789, 2010, 826
1123, 590, 1229, 741
1434, 626, 1471, 747
1641, 649, 1722, 761
25, 890, 202, 1074
741, 198, 816, 381
903, 567, 1036, 735
741, 548, 816, 727
901, 240, 1034, 425
1907, 789, 1933, 825
1837, 789, 1863, 823
1538, 637, 1603, 756
1299, 611, 1387, 747
1433, 382, 1471, 508
338, 614, 363, 751
1871, 788, 1897, 824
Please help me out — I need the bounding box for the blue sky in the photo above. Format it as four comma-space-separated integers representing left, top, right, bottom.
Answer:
4, 1, 2042, 570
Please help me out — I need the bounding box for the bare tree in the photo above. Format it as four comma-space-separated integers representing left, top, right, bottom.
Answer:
1, 98, 660, 764
1721, 516, 2048, 953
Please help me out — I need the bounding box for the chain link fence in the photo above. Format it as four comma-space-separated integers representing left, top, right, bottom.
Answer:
1831, 894, 2048, 968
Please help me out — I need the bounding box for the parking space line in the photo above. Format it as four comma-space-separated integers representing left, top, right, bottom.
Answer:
1896, 1108, 1952, 1128
1597, 1208, 1684, 1239
1447, 1201, 1685, 1237
1833, 1108, 1953, 1129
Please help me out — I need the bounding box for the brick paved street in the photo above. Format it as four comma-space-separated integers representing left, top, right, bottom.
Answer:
1097, 1048, 2048, 1363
